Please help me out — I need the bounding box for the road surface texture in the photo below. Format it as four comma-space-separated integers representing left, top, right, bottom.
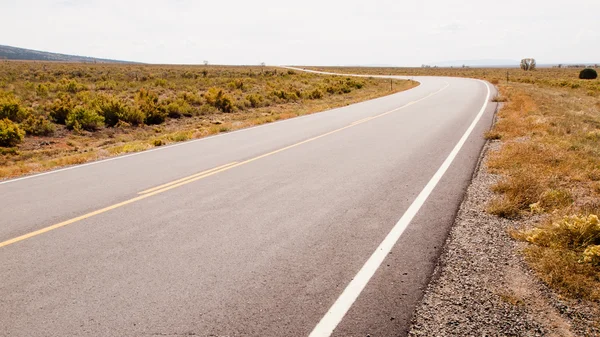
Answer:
0, 69, 497, 337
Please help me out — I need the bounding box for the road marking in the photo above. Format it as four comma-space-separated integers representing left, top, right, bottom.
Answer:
308, 80, 492, 337
0, 84, 449, 249
138, 162, 238, 195
350, 117, 373, 125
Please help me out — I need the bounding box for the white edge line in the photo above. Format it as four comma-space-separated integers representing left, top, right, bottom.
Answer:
308, 79, 492, 337
0, 69, 423, 186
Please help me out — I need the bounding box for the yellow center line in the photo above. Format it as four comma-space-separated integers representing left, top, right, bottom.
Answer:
138, 162, 238, 195
350, 117, 374, 125
0, 83, 450, 249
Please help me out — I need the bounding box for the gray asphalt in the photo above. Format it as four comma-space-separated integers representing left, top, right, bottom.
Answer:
0, 72, 497, 337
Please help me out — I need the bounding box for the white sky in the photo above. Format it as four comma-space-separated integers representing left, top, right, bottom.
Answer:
1, 0, 598, 66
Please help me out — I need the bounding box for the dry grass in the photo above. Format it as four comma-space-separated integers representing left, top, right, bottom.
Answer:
0, 62, 417, 179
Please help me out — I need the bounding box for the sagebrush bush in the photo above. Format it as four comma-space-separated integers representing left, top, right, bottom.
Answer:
308, 88, 324, 99
204, 88, 234, 113
136, 89, 167, 125
60, 79, 87, 93
246, 94, 264, 108
21, 114, 56, 136
0, 118, 25, 147
98, 97, 144, 127
49, 93, 75, 124
120, 108, 145, 126
0, 94, 30, 122
165, 99, 194, 118
36, 84, 49, 97
521, 214, 600, 250
579, 68, 598, 80
66, 107, 104, 131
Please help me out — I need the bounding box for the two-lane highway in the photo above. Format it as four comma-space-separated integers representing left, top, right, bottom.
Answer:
0, 72, 496, 336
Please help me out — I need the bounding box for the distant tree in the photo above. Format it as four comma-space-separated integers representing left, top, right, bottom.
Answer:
520, 58, 536, 71
579, 68, 598, 80
203, 60, 209, 66
260, 62, 266, 67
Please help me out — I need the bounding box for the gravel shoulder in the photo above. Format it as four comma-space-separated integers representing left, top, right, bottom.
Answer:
408, 140, 600, 337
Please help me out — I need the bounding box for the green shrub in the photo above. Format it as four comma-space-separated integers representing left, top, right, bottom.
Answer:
119, 107, 145, 126
204, 88, 234, 113
98, 98, 126, 127
165, 99, 193, 118
178, 91, 203, 105
60, 79, 87, 93
49, 93, 75, 124
98, 98, 144, 127
0, 118, 25, 147
136, 89, 167, 125
308, 88, 324, 99
246, 94, 264, 108
0, 95, 30, 122
66, 107, 104, 131
345, 78, 364, 89
521, 214, 600, 251
36, 84, 49, 97
579, 68, 598, 80
21, 114, 56, 136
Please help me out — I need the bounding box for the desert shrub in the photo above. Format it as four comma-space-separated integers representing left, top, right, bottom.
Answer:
345, 78, 364, 89
165, 99, 193, 118
271, 90, 299, 101
136, 88, 167, 125
98, 98, 144, 126
119, 108, 145, 126
36, 84, 49, 97
96, 80, 118, 90
227, 79, 245, 90
246, 94, 264, 108
98, 98, 126, 127
0, 94, 30, 122
21, 114, 56, 136
204, 88, 234, 113
521, 215, 600, 250
178, 91, 203, 105
49, 93, 75, 124
60, 79, 87, 93
308, 88, 324, 99
154, 78, 168, 87
0, 118, 25, 147
66, 107, 104, 131
579, 68, 598, 80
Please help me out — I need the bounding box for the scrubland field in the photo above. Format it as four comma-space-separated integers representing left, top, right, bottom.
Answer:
0, 62, 416, 179
309, 66, 600, 305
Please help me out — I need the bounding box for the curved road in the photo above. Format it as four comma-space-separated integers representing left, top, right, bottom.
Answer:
0, 70, 497, 337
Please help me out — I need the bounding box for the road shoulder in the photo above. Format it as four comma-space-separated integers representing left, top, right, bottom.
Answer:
408, 140, 600, 336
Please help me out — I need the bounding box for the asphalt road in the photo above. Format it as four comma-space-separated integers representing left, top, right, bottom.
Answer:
0, 70, 497, 337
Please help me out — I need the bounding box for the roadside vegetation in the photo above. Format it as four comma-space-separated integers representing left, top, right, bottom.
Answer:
0, 62, 417, 179
309, 66, 600, 301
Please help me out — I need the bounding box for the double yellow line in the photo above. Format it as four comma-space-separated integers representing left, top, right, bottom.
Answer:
0, 83, 449, 249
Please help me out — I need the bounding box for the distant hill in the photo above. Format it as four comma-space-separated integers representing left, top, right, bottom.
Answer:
0, 45, 135, 63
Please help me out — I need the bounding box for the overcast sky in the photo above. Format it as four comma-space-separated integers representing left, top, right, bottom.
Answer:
1, 0, 598, 66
